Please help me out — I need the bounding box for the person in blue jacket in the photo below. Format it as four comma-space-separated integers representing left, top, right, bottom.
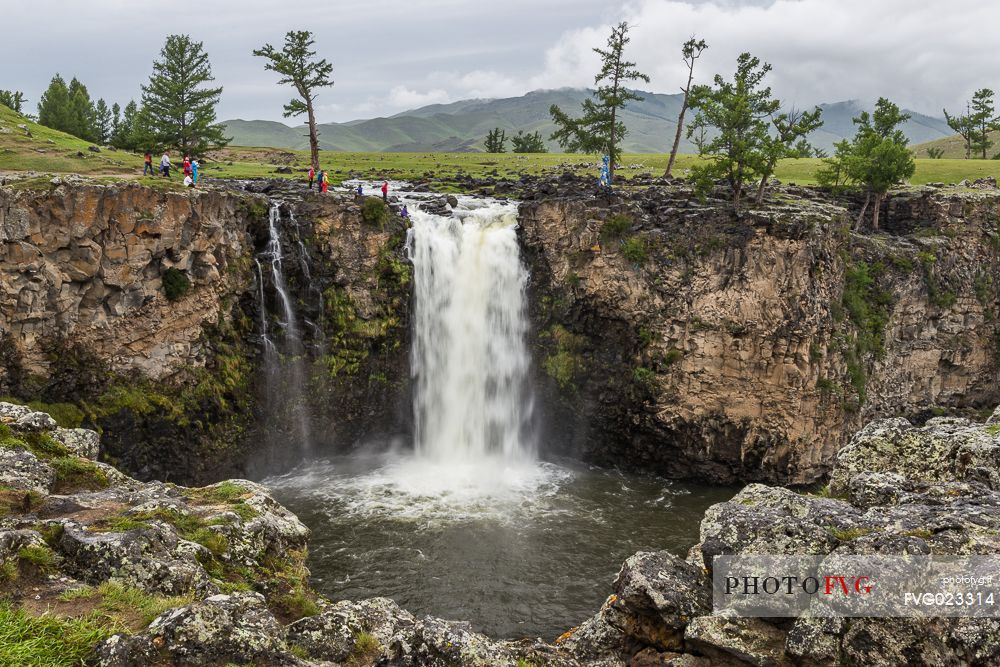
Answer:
191, 159, 199, 186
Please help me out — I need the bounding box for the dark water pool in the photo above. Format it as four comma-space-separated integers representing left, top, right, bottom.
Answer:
265, 452, 734, 640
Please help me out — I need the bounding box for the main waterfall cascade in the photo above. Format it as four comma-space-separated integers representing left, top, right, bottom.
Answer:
408, 200, 535, 464
264, 187, 733, 639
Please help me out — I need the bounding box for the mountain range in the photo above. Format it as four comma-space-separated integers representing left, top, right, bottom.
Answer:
221, 89, 954, 154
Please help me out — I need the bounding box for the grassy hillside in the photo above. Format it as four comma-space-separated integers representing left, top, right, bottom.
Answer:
221, 90, 954, 155
913, 130, 1000, 159
0, 105, 136, 175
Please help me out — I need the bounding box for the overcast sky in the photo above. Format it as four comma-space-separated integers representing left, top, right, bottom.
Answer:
2, 0, 996, 124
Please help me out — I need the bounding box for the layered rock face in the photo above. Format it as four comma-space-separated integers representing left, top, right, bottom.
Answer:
0, 177, 412, 483
520, 185, 1000, 484
0, 177, 265, 382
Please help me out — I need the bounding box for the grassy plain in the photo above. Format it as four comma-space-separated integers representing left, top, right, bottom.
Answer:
3, 104, 999, 188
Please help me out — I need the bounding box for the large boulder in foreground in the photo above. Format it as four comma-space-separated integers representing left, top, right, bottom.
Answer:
95, 592, 296, 667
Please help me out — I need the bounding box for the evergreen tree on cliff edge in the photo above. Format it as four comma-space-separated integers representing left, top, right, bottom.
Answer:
549, 22, 649, 185
141, 34, 230, 155
254, 30, 334, 173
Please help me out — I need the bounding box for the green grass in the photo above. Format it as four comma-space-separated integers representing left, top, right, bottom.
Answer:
0, 603, 123, 667
828, 526, 875, 541
0, 398, 84, 428
347, 631, 383, 667
17, 544, 58, 574
986, 425, 1000, 436
91, 581, 194, 626
4, 106, 997, 189
49, 457, 109, 493
913, 130, 1000, 159
0, 105, 135, 176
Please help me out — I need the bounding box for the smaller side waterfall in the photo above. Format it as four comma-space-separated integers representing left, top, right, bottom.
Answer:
256, 203, 312, 452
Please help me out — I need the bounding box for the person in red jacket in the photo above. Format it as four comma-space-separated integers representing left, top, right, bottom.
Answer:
308, 166, 315, 190
182, 156, 192, 178
381, 180, 389, 202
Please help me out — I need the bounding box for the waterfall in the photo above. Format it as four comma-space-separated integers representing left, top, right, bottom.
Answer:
256, 202, 311, 451
407, 199, 535, 463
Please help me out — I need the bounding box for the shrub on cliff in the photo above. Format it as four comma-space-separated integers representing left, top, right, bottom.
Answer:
620, 236, 648, 264
600, 214, 632, 241
163, 267, 192, 301
361, 197, 389, 228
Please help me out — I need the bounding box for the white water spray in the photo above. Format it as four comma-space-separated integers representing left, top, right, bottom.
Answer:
407, 198, 535, 464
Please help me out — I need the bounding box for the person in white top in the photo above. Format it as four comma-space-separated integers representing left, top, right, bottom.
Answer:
160, 152, 171, 178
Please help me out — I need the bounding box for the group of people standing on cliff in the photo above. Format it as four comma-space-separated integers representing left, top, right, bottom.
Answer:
306, 169, 390, 203
307, 166, 330, 193
144, 151, 199, 187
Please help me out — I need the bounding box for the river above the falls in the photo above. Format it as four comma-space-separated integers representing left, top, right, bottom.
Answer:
265, 454, 733, 640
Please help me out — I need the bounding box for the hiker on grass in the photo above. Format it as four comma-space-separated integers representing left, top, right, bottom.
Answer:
183, 156, 192, 179
143, 151, 153, 176
321, 171, 329, 193
191, 159, 199, 186
160, 151, 171, 178
308, 166, 315, 190
381, 181, 389, 202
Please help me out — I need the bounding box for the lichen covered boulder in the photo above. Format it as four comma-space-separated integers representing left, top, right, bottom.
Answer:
95, 592, 297, 667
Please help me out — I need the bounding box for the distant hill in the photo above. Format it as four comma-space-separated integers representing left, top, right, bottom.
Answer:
222, 90, 954, 154
913, 130, 1000, 159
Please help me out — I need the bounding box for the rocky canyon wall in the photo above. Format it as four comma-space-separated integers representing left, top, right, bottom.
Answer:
0, 177, 411, 483
520, 183, 1000, 484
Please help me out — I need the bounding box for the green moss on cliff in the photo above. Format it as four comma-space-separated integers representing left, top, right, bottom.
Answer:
542, 325, 587, 392
318, 233, 409, 381
839, 260, 894, 404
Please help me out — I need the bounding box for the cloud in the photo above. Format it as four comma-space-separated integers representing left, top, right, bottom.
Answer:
387, 86, 451, 109
2, 0, 997, 122
385, 0, 998, 116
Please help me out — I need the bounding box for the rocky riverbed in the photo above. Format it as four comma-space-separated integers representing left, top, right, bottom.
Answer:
3, 400, 999, 665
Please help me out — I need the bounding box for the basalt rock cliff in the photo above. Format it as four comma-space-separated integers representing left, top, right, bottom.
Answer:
520, 182, 1000, 485
0, 176, 411, 484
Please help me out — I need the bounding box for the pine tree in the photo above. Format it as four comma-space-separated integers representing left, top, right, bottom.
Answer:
37, 74, 73, 134
111, 102, 121, 139
511, 130, 547, 153
755, 107, 824, 203
141, 34, 229, 155
254, 31, 334, 172
110, 100, 155, 152
686, 53, 781, 211
944, 100, 975, 159
94, 99, 112, 143
67, 78, 97, 141
484, 127, 507, 153
665, 37, 708, 178
0, 90, 25, 113
969, 88, 999, 160
549, 22, 649, 184
818, 98, 915, 230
